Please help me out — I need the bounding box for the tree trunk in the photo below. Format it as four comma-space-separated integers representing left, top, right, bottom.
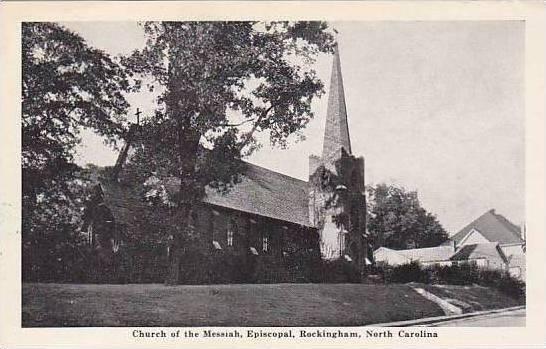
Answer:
165, 248, 181, 285
164, 115, 201, 285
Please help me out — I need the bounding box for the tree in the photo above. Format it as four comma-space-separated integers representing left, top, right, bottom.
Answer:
122, 21, 336, 284
22, 23, 136, 279
22, 22, 135, 210
366, 184, 449, 250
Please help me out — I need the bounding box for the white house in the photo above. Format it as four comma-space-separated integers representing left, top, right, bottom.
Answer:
444, 209, 525, 279
374, 245, 455, 267
374, 209, 525, 280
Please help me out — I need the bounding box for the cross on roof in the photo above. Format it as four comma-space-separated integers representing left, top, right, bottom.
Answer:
135, 108, 142, 125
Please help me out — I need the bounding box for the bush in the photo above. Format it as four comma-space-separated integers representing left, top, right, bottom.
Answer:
426, 263, 481, 285
372, 261, 429, 284
375, 261, 525, 301
390, 261, 430, 284
316, 258, 361, 283
477, 268, 526, 301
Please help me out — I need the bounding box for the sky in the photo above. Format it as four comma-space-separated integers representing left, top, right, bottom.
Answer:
65, 21, 525, 234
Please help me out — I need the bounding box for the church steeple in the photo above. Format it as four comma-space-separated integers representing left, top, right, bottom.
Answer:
308, 41, 368, 273
322, 44, 352, 160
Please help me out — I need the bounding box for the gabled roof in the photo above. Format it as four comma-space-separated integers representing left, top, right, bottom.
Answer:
450, 242, 508, 264
87, 167, 156, 232
89, 160, 314, 229
451, 209, 524, 246
199, 162, 312, 227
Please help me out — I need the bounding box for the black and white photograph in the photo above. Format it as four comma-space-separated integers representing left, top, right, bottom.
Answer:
19, 19, 528, 328
1, 2, 545, 347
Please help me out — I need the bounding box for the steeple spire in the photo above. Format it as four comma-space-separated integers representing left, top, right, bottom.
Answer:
322, 44, 352, 160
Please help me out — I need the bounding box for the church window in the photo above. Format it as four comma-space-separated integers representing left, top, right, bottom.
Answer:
339, 232, 345, 256
227, 230, 234, 246
87, 223, 94, 246
227, 219, 237, 247
262, 236, 269, 252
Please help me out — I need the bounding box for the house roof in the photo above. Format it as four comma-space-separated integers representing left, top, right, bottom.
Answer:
450, 242, 508, 264
374, 245, 455, 263
396, 246, 455, 263
451, 209, 523, 246
374, 241, 519, 266
89, 160, 314, 229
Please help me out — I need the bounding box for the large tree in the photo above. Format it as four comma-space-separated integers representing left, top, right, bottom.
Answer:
22, 22, 135, 209
366, 184, 449, 250
122, 21, 335, 284
22, 23, 136, 279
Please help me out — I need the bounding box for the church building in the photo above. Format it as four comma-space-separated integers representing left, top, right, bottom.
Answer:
82, 47, 371, 284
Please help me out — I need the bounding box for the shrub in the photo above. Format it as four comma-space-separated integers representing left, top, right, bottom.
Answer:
373, 261, 429, 284
316, 258, 361, 283
426, 263, 481, 285
376, 261, 525, 301
477, 268, 526, 301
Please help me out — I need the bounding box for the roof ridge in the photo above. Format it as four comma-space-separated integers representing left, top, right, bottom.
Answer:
451, 210, 498, 242
452, 209, 523, 245
396, 245, 453, 252
491, 210, 522, 235
242, 160, 309, 186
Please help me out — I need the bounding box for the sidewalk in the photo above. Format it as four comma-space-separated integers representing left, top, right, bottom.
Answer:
367, 305, 525, 327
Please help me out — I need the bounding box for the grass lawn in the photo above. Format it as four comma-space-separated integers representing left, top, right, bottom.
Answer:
421, 284, 524, 313
23, 283, 444, 327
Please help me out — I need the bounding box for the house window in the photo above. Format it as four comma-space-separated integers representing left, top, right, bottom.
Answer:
262, 236, 269, 252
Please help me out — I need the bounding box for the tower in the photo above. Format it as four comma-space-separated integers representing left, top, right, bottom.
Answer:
309, 45, 368, 275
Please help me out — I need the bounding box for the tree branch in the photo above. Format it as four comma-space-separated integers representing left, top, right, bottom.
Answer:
215, 118, 255, 128
238, 105, 274, 151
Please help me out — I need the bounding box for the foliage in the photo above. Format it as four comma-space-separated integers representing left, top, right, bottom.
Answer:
120, 21, 335, 283
122, 21, 335, 201
22, 22, 135, 210
316, 258, 362, 283
373, 261, 525, 301
22, 22, 136, 282
366, 183, 449, 250
22, 168, 94, 283
375, 261, 429, 284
